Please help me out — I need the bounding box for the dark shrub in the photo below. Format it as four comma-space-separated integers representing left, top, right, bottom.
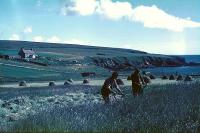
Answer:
116, 79, 124, 85
83, 79, 89, 84
49, 81, 55, 86
169, 75, 175, 80
19, 80, 27, 86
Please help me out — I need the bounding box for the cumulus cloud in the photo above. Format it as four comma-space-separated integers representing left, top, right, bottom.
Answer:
24, 27, 32, 34
62, 0, 200, 32
62, 0, 99, 16
131, 5, 200, 32
33, 36, 43, 42
96, 0, 133, 20
9, 34, 20, 40
46, 36, 60, 43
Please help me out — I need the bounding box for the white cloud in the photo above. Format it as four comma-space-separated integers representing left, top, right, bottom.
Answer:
33, 36, 43, 42
46, 36, 60, 43
97, 0, 133, 20
9, 34, 20, 40
131, 5, 200, 32
62, 0, 99, 16
62, 0, 200, 32
24, 27, 32, 34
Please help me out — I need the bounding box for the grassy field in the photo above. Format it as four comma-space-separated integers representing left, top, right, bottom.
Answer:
0, 81, 200, 132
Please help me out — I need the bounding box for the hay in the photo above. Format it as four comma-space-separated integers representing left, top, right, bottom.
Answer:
64, 81, 71, 86
143, 76, 151, 84
83, 79, 89, 84
161, 75, 168, 80
49, 81, 55, 86
67, 79, 74, 83
19, 80, 27, 86
149, 74, 156, 79
169, 75, 175, 80
177, 75, 183, 81
184, 75, 193, 81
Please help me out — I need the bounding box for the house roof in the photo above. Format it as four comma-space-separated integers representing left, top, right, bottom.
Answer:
21, 49, 35, 55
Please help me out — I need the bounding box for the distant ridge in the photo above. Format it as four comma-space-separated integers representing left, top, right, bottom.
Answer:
0, 40, 147, 54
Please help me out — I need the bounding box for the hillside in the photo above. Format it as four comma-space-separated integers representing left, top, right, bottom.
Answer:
0, 40, 186, 82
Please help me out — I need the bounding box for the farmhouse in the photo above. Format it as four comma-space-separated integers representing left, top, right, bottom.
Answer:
18, 48, 37, 59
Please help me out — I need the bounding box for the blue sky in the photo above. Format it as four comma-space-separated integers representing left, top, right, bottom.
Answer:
0, 0, 200, 55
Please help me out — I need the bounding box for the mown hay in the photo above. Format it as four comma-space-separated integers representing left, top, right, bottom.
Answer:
161, 75, 168, 80
184, 75, 193, 81
169, 75, 175, 80
177, 75, 183, 81
19, 80, 27, 87
83, 79, 89, 84
67, 79, 74, 83
49, 81, 55, 86
64, 81, 71, 86
143, 76, 151, 84
149, 74, 156, 79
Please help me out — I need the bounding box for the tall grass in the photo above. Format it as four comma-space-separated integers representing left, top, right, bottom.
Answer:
6, 81, 200, 133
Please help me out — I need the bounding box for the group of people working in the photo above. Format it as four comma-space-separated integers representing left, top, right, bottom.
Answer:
101, 68, 146, 103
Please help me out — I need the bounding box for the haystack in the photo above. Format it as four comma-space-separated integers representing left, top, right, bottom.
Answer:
64, 81, 71, 86
161, 75, 168, 80
169, 75, 175, 80
49, 81, 55, 86
19, 80, 27, 86
83, 79, 89, 84
149, 74, 156, 79
143, 76, 151, 84
184, 75, 193, 81
177, 75, 183, 81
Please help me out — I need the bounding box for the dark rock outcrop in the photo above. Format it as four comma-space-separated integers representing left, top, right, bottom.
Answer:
91, 55, 186, 71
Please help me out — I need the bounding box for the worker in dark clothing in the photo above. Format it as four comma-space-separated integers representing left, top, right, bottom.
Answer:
101, 72, 124, 103
130, 68, 146, 96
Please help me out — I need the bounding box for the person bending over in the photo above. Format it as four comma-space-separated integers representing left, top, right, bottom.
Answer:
101, 72, 124, 103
